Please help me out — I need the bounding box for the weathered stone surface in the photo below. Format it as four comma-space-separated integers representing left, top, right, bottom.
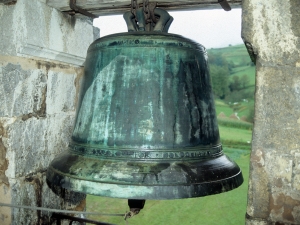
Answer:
247, 150, 270, 218
267, 154, 293, 186
252, 67, 300, 158
0, 118, 16, 192
0, 63, 47, 117
0, 118, 9, 185
0, 4, 17, 55
0, 183, 11, 224
247, 65, 300, 223
252, 65, 300, 151
269, 192, 300, 224
0, 59, 81, 117
0, 57, 84, 223
242, 0, 300, 66
292, 153, 300, 191
243, 0, 300, 224
46, 71, 77, 115
3, 114, 74, 179
245, 217, 269, 225
0, 0, 97, 65
0, 0, 96, 223
9, 173, 85, 225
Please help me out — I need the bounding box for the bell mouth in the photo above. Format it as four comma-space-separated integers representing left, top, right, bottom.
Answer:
46, 145, 243, 200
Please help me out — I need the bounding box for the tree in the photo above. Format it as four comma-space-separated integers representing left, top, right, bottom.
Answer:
246, 105, 255, 123
208, 53, 229, 69
209, 65, 229, 99
229, 75, 242, 92
241, 74, 250, 89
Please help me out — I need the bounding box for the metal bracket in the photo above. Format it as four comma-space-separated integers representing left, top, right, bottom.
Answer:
218, 0, 231, 11
51, 213, 115, 225
69, 0, 98, 19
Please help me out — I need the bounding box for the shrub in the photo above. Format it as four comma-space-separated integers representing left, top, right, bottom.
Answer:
217, 117, 253, 130
221, 139, 251, 150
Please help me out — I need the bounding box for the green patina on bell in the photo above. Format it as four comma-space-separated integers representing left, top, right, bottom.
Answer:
47, 8, 243, 200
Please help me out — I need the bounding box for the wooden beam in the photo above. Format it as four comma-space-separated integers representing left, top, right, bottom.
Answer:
46, 0, 242, 16
0, 0, 17, 5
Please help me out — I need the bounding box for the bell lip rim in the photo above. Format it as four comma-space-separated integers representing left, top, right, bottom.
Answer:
46, 152, 242, 185
46, 170, 243, 200
46, 151, 244, 199
47, 165, 242, 187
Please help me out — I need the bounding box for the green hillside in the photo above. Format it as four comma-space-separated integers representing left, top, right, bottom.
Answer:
208, 44, 253, 67
208, 44, 255, 122
208, 44, 255, 83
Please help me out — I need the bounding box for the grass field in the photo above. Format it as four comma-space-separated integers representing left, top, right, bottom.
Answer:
215, 100, 234, 116
215, 99, 254, 119
219, 125, 252, 143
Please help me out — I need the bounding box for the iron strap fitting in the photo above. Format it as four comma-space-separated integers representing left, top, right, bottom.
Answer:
69, 0, 98, 18
51, 213, 115, 225
218, 0, 231, 11
131, 0, 157, 24
131, 0, 139, 20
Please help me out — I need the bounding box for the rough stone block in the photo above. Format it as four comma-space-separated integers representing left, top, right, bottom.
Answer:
46, 113, 75, 160
245, 217, 269, 225
269, 192, 300, 224
46, 71, 77, 115
247, 159, 270, 219
0, 0, 95, 224
4, 114, 74, 179
292, 153, 300, 191
0, 183, 11, 224
252, 65, 300, 152
0, 63, 47, 117
10, 177, 40, 224
0, 0, 96, 64
266, 154, 293, 184
291, 205, 300, 223
0, 4, 17, 56
248, 64, 300, 221
9, 173, 85, 225
242, 0, 300, 66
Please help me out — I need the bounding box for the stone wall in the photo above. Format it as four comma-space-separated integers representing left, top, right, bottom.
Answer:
242, 0, 300, 224
0, 0, 99, 224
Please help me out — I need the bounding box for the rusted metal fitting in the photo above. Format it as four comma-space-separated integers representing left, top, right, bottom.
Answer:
218, 0, 231, 11
69, 0, 98, 18
51, 213, 115, 225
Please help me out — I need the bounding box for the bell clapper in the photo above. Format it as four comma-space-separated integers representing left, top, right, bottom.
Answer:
125, 199, 146, 220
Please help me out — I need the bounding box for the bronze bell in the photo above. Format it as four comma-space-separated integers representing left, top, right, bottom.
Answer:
46, 8, 243, 200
